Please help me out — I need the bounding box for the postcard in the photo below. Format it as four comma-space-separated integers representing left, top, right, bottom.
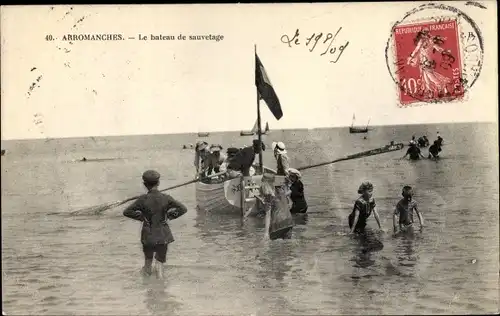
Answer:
1, 2, 498, 315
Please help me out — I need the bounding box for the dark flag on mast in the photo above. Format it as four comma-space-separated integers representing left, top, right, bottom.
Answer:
255, 54, 283, 120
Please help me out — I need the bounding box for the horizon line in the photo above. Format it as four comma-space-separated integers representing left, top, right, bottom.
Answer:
1, 120, 496, 142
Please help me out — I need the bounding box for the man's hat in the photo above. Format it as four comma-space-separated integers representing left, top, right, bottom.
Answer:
142, 170, 160, 183
272, 141, 287, 153
210, 144, 223, 152
287, 168, 301, 178
196, 141, 208, 151
227, 147, 239, 155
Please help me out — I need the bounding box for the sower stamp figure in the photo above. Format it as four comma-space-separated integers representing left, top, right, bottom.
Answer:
123, 170, 187, 279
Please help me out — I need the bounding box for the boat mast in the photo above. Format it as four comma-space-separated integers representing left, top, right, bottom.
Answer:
351, 113, 355, 128
255, 44, 264, 175
365, 118, 370, 129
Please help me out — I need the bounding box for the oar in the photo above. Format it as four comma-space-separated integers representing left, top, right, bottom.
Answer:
296, 143, 404, 172
70, 171, 227, 216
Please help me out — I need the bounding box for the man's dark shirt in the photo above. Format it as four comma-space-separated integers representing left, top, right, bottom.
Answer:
227, 146, 256, 175
123, 189, 187, 245
429, 144, 440, 157
406, 146, 421, 160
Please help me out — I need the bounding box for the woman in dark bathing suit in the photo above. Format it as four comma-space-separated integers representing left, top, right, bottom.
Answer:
348, 182, 382, 234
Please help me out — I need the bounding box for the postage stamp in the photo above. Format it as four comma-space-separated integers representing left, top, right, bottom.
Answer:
393, 20, 463, 105
385, 3, 484, 107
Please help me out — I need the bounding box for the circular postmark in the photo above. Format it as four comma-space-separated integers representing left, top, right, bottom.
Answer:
385, 3, 484, 107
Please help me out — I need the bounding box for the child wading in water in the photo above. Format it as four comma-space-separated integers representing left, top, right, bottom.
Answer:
393, 185, 424, 234
123, 170, 187, 279
348, 181, 382, 234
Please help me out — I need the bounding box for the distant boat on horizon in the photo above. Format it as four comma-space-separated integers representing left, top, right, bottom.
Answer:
197, 132, 210, 137
240, 119, 270, 136
349, 113, 370, 134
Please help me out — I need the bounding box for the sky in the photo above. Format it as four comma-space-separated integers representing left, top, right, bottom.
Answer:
1, 2, 498, 140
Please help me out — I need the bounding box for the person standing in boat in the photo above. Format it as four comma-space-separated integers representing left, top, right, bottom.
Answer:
287, 168, 308, 214
123, 170, 188, 279
226, 139, 264, 178
220, 147, 239, 174
206, 144, 226, 176
348, 181, 383, 235
272, 142, 290, 177
194, 141, 210, 178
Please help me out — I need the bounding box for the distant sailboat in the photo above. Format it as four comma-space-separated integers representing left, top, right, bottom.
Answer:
240, 119, 259, 136
349, 113, 370, 134
262, 122, 270, 135
241, 120, 269, 136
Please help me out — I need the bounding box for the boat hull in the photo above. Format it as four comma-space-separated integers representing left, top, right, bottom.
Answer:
349, 127, 368, 133
196, 180, 242, 214
196, 167, 286, 216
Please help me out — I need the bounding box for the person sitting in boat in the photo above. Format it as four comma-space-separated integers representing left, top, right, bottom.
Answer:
287, 168, 308, 214
226, 139, 264, 178
206, 144, 226, 178
272, 142, 290, 177
194, 141, 210, 178
401, 142, 425, 160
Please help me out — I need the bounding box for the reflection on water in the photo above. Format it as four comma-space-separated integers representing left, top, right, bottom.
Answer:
350, 228, 384, 286
141, 276, 183, 316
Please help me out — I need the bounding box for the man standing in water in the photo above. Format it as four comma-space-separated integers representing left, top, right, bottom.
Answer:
123, 170, 187, 279
401, 142, 426, 160
428, 140, 441, 160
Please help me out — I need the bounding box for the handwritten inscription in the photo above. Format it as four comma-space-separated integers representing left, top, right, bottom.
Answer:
281, 28, 349, 63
